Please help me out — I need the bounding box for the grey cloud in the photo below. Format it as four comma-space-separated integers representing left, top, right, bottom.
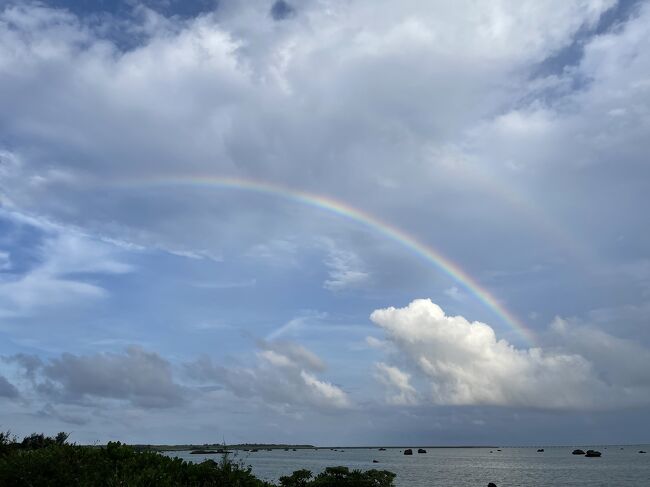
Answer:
0, 1, 617, 260
0, 1, 635, 328
12, 347, 186, 408
0, 374, 19, 398
270, 1, 294, 21
186, 340, 349, 410
256, 339, 326, 372
549, 317, 650, 389
37, 403, 90, 426
3, 352, 43, 380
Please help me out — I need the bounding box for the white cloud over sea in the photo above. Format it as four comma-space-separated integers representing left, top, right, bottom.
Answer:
370, 299, 650, 410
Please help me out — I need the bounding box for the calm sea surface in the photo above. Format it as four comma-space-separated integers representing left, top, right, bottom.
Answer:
166, 445, 650, 486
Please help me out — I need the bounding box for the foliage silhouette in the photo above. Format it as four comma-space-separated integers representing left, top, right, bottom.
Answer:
0, 431, 396, 487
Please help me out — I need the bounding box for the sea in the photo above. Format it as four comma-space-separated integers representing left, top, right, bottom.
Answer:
166, 445, 650, 486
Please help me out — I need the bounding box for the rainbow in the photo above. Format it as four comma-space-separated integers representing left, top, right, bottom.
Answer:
117, 175, 534, 344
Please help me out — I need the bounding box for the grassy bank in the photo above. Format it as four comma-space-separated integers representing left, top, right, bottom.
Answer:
0, 431, 396, 486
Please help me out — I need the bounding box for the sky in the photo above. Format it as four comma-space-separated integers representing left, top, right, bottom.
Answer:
0, 0, 650, 446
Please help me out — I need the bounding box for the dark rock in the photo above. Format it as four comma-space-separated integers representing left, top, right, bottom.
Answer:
572, 449, 586, 455
585, 450, 601, 457
378, 447, 387, 451
640, 450, 647, 454
372, 459, 379, 463
404, 449, 413, 455
418, 448, 427, 454
537, 448, 544, 452
488, 483, 497, 487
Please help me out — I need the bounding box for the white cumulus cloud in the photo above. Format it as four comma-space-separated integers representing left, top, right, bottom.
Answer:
375, 362, 418, 406
370, 299, 650, 409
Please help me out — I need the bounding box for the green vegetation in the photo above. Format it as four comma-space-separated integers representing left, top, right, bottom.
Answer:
278, 467, 395, 487
0, 431, 396, 487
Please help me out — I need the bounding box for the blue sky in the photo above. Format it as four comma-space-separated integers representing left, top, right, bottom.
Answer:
1, 0, 650, 445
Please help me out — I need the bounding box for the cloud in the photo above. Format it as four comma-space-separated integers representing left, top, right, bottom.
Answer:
246, 239, 300, 266
0, 374, 19, 398
299, 370, 348, 408
443, 286, 464, 301
0, 250, 10, 270
0, 0, 648, 444
257, 339, 326, 372
549, 316, 650, 390
322, 244, 370, 292
0, 273, 106, 318
4, 353, 43, 380
0, 1, 618, 258
186, 340, 350, 410
36, 403, 89, 426
0, 1, 640, 313
266, 311, 328, 340
270, 1, 295, 21
8, 347, 185, 408
0, 209, 132, 317
370, 299, 650, 410
374, 362, 418, 406
190, 277, 256, 289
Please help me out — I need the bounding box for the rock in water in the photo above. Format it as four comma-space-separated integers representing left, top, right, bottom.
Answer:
403, 449, 413, 455
372, 459, 379, 463
537, 448, 544, 452
585, 450, 602, 457
572, 449, 586, 455
488, 483, 497, 487
639, 450, 647, 454
417, 448, 427, 454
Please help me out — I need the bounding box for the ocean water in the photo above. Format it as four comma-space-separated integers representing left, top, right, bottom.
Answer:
167, 446, 650, 486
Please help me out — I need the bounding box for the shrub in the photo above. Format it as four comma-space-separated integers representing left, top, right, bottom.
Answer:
0, 432, 396, 487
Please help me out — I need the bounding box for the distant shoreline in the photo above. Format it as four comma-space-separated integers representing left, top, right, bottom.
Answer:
136, 444, 498, 452
133, 443, 647, 452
